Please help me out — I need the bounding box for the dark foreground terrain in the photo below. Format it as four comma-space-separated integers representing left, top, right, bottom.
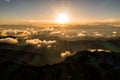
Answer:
0, 50, 119, 80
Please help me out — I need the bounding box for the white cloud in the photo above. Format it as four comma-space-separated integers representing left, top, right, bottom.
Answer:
60, 51, 71, 58
42, 27, 55, 31
42, 40, 56, 44
26, 39, 41, 45
47, 45, 52, 48
77, 33, 86, 37
26, 39, 56, 47
37, 44, 41, 47
94, 33, 102, 37
0, 38, 18, 44
1, 29, 37, 38
93, 32, 102, 37
88, 49, 111, 53
112, 31, 117, 34
50, 31, 61, 35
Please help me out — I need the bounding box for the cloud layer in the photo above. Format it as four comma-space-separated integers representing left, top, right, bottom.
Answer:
0, 38, 18, 44
26, 39, 56, 48
0, 28, 37, 38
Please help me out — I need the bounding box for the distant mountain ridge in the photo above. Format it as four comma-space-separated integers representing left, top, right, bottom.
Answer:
0, 50, 119, 80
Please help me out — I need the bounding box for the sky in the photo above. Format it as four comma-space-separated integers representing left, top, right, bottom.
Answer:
0, 0, 120, 24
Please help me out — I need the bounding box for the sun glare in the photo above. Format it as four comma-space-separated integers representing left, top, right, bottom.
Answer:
55, 13, 69, 24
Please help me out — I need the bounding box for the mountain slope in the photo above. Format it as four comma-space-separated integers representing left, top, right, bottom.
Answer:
0, 50, 120, 80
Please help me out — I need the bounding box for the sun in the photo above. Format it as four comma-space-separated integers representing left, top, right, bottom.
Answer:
55, 13, 69, 24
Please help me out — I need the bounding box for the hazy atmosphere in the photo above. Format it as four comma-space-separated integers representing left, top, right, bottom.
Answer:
0, 0, 120, 80
0, 0, 120, 24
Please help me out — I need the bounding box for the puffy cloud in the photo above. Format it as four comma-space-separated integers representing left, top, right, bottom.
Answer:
93, 32, 102, 37
61, 33, 65, 35
42, 27, 55, 31
112, 31, 117, 34
37, 44, 41, 47
42, 40, 56, 44
77, 33, 86, 37
26, 39, 41, 45
88, 49, 111, 53
0, 38, 18, 44
50, 31, 61, 35
60, 51, 71, 58
94, 33, 102, 37
47, 45, 52, 48
26, 39, 56, 47
112, 31, 118, 37
0, 29, 37, 38
77, 31, 87, 37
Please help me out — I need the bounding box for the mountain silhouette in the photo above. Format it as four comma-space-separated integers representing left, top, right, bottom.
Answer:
0, 50, 119, 80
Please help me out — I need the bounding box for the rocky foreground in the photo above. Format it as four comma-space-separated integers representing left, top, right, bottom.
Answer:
0, 50, 120, 80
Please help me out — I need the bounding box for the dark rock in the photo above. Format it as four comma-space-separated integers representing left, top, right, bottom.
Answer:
0, 50, 119, 80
